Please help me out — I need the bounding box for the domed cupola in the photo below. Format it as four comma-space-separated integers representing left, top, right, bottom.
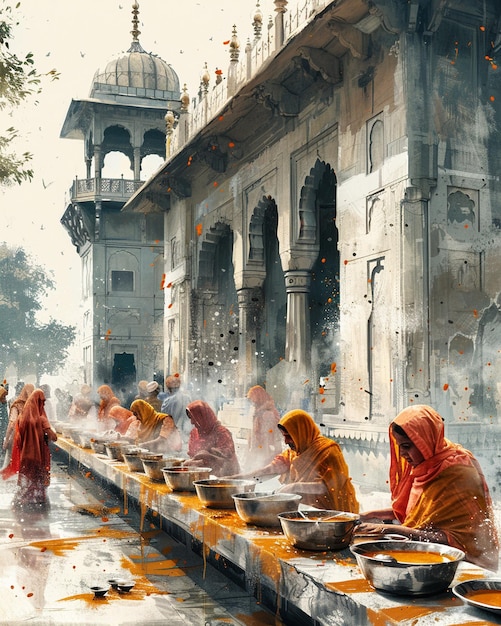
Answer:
90, 2, 180, 106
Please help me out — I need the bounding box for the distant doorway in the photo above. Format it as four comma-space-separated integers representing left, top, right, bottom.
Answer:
112, 352, 136, 390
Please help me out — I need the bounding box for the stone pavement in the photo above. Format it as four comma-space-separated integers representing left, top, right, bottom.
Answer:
0, 454, 279, 626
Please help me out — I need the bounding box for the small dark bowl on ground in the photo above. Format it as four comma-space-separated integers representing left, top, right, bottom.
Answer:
116, 580, 135, 593
90, 585, 109, 597
233, 492, 302, 527
350, 540, 464, 596
193, 478, 256, 508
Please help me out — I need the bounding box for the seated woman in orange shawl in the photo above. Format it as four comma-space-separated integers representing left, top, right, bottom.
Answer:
230, 409, 359, 513
129, 399, 182, 455
357, 405, 499, 571
11, 389, 58, 509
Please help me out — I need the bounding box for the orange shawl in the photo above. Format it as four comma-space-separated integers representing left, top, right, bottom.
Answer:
97, 385, 120, 421
390, 405, 499, 570
130, 399, 180, 449
278, 410, 359, 513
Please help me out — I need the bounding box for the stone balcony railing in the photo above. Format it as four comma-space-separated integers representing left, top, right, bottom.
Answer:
170, 0, 332, 153
68, 177, 144, 204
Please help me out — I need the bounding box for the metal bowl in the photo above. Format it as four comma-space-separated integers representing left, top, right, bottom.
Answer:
193, 478, 256, 508
105, 442, 126, 461
90, 439, 107, 454
350, 540, 465, 596
278, 510, 360, 550
141, 457, 184, 481
452, 579, 501, 615
162, 466, 212, 491
233, 492, 302, 527
123, 449, 148, 472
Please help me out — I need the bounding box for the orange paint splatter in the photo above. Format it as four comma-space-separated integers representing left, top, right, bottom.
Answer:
330, 362, 337, 374
196, 223, 203, 236
443, 383, 449, 391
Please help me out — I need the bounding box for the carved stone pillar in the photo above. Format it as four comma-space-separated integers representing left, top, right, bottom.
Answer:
237, 287, 263, 394
133, 146, 141, 181
93, 145, 102, 179
274, 0, 288, 48
284, 269, 311, 370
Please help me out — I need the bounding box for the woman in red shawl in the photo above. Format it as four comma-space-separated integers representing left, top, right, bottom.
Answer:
108, 405, 137, 436
185, 400, 240, 476
11, 389, 57, 509
246, 385, 283, 470
357, 405, 499, 570
129, 399, 182, 454
1, 383, 35, 476
97, 385, 120, 430
231, 409, 359, 513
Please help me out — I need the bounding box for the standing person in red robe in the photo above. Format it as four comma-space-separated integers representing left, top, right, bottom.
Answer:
11, 389, 57, 510
185, 400, 240, 476
2, 383, 35, 475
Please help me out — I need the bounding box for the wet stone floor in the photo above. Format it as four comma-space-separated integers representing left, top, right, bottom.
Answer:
0, 455, 279, 626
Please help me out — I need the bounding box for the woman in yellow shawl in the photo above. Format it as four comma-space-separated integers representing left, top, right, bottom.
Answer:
357, 404, 499, 570
129, 399, 182, 455
231, 409, 359, 513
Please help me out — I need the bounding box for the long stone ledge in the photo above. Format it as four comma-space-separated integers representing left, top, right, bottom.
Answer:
53, 437, 499, 626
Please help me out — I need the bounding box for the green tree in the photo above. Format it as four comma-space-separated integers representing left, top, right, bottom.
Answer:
0, 243, 75, 381
0, 1, 58, 185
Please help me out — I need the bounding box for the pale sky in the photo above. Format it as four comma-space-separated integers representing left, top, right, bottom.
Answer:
1, 0, 286, 327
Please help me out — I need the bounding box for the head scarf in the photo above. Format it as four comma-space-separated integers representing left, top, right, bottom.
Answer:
390, 404, 490, 519
10, 383, 35, 413
130, 399, 169, 442
186, 400, 218, 435
277, 409, 359, 513
17, 389, 48, 466
97, 385, 120, 420
278, 409, 321, 455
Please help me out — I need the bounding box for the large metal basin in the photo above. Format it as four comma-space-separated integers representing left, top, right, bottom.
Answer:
162, 467, 212, 491
350, 540, 464, 596
193, 479, 256, 508
233, 492, 302, 527
278, 510, 360, 550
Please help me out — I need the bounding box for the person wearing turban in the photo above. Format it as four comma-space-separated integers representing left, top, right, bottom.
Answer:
357, 404, 499, 570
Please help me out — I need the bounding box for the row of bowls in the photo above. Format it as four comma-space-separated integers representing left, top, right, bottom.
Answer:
62, 428, 491, 603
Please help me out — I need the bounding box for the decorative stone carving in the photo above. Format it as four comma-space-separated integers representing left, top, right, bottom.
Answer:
296, 47, 342, 84
253, 82, 299, 117
327, 19, 369, 59
60, 203, 91, 250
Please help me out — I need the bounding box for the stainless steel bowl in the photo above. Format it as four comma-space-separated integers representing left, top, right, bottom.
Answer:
233, 492, 302, 527
193, 478, 256, 508
141, 456, 184, 481
162, 467, 212, 491
350, 540, 465, 596
452, 579, 501, 614
123, 449, 147, 472
105, 442, 126, 461
278, 510, 360, 550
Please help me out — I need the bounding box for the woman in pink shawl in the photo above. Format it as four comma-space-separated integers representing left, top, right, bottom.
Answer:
185, 400, 240, 476
1, 383, 35, 477
11, 389, 57, 509
97, 385, 120, 430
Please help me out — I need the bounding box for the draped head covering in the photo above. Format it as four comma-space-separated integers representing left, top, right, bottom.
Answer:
97, 385, 120, 420
186, 400, 218, 435
17, 389, 48, 467
130, 398, 169, 442
389, 404, 499, 569
390, 404, 485, 519
10, 383, 35, 413
0, 387, 7, 403
277, 409, 359, 512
